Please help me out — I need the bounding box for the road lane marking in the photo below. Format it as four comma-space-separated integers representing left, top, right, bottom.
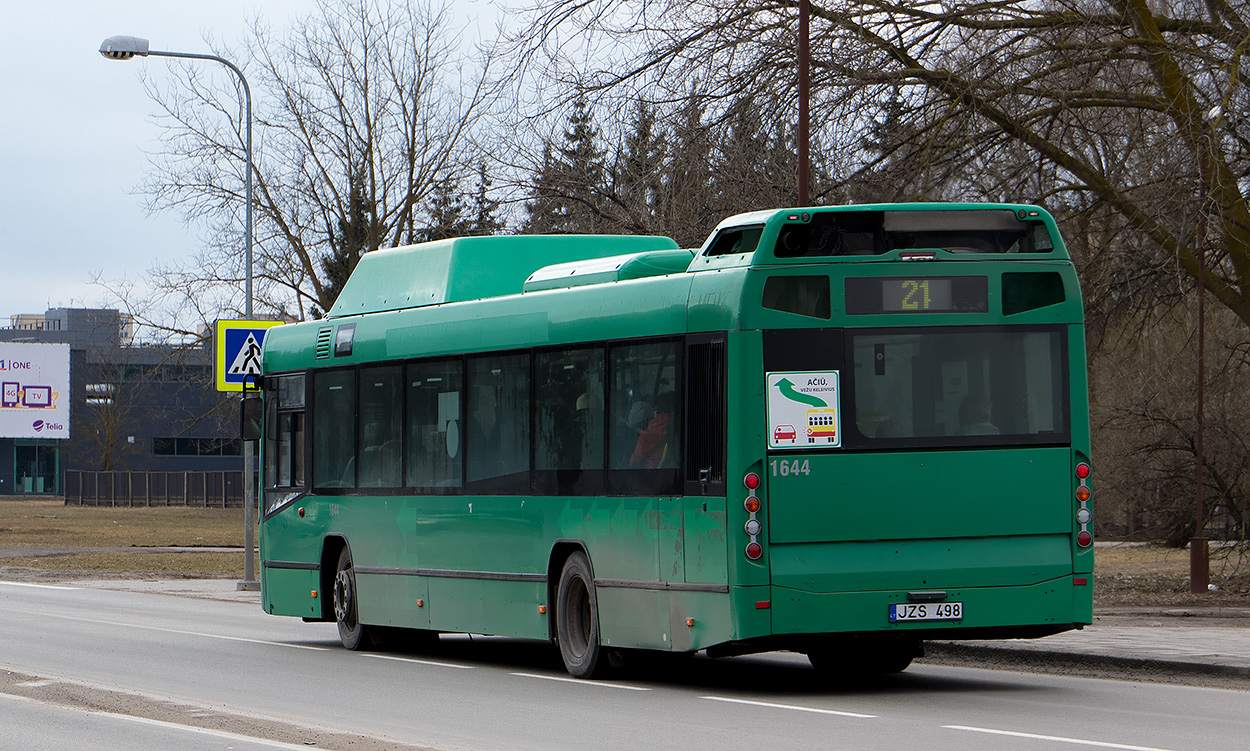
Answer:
365, 653, 474, 670
13, 608, 329, 652
945, 725, 1177, 751
0, 692, 329, 750
511, 672, 651, 690
702, 696, 877, 718
0, 581, 78, 590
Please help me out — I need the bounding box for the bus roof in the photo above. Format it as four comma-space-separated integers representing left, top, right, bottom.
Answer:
327, 234, 680, 318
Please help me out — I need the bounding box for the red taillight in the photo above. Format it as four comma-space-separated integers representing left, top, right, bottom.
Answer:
744, 472, 760, 490
1077, 531, 1093, 547
1076, 463, 1091, 480
745, 542, 763, 560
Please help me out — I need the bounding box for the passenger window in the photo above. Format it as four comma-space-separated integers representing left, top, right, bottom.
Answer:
357, 365, 402, 488
466, 354, 530, 493
608, 340, 682, 495
406, 360, 463, 490
535, 347, 605, 495
313, 369, 356, 489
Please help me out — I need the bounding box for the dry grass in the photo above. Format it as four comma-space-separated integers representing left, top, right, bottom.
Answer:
0, 497, 242, 548
0, 552, 257, 577
0, 497, 246, 578
1094, 542, 1250, 607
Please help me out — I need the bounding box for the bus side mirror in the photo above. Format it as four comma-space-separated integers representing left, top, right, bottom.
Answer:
240, 396, 263, 442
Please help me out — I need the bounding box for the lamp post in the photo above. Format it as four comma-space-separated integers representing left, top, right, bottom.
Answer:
797, 0, 811, 207
101, 35, 259, 591
1190, 105, 1223, 594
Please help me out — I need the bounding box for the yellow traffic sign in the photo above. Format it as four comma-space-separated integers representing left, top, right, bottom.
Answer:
215, 320, 283, 392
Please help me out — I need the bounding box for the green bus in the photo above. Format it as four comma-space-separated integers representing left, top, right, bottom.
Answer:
254, 203, 1093, 678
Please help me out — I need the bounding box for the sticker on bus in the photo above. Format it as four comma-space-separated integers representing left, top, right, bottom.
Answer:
766, 371, 840, 450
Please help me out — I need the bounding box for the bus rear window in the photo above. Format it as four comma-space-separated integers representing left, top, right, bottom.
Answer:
850, 327, 1067, 446
775, 210, 1054, 257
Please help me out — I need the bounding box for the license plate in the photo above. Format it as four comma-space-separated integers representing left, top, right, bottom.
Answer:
889, 601, 963, 623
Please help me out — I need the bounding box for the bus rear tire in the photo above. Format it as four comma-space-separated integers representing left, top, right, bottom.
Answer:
807, 638, 918, 677
556, 551, 606, 679
332, 546, 373, 651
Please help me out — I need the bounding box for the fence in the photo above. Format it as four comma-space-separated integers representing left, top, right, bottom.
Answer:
64, 469, 248, 508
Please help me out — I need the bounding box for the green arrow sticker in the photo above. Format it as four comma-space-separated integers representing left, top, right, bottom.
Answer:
775, 377, 828, 408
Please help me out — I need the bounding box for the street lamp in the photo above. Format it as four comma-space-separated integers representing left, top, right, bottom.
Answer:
100, 34, 259, 591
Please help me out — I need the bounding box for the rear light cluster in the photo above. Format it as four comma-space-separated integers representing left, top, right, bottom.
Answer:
1075, 462, 1093, 547
743, 472, 763, 560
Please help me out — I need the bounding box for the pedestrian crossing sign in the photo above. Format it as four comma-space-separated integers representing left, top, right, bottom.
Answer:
215, 320, 284, 392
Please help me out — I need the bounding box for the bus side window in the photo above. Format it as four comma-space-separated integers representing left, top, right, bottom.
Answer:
406, 360, 463, 490
534, 347, 605, 496
608, 340, 682, 496
357, 365, 402, 488
313, 369, 356, 490
466, 354, 530, 494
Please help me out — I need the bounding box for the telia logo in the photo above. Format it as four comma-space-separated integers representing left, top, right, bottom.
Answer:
31, 420, 44, 432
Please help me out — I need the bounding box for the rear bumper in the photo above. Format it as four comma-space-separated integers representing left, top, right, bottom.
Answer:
767, 575, 1093, 640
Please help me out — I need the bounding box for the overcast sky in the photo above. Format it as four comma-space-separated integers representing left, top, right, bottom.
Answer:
1, 0, 500, 324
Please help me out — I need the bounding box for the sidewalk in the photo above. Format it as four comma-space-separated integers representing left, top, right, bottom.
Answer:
928, 607, 1250, 680
67, 578, 1250, 679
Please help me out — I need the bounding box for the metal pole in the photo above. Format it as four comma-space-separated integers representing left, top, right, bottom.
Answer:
1191, 143, 1210, 593
103, 40, 259, 590
797, 0, 811, 206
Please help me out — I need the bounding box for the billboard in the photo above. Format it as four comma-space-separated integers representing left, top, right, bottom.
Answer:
0, 342, 70, 439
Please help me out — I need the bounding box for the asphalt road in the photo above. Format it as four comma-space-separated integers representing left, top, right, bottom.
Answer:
1, 580, 1246, 751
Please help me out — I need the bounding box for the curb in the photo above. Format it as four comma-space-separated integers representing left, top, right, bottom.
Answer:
923, 641, 1250, 683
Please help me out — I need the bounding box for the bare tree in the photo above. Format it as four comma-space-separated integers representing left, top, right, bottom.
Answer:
509, 0, 1250, 327
134, 0, 499, 323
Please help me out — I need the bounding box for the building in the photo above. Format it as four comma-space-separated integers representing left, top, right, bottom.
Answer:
0, 308, 240, 495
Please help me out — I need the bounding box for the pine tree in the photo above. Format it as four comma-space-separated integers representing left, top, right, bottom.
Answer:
468, 161, 503, 236
661, 93, 715, 247
423, 175, 468, 241
523, 95, 609, 233
316, 168, 377, 316
611, 99, 666, 233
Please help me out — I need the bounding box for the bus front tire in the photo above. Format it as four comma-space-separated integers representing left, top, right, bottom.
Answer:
556, 551, 606, 679
332, 546, 372, 650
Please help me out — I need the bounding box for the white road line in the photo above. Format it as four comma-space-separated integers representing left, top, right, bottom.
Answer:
702, 696, 877, 719
0, 692, 324, 750
511, 672, 651, 691
14, 609, 329, 652
944, 725, 1177, 751
0, 581, 78, 590
364, 653, 474, 670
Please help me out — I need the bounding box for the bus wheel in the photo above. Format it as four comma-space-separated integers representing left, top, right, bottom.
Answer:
332, 547, 372, 650
556, 551, 605, 679
808, 639, 918, 676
